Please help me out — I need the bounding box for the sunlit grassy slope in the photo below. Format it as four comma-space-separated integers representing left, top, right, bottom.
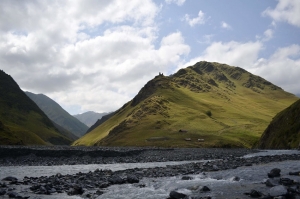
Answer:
73, 62, 298, 148
0, 70, 74, 145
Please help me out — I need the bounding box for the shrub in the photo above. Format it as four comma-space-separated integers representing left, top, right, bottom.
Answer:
206, 110, 212, 117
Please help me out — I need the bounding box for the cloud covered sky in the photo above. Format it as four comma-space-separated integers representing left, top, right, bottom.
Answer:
0, 0, 299, 114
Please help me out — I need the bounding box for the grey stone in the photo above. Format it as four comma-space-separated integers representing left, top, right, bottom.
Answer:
269, 185, 287, 197
265, 178, 280, 187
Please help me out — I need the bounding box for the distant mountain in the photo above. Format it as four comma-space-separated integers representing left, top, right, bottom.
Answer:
296, 93, 300, 97
85, 112, 115, 134
73, 61, 298, 148
0, 70, 74, 145
258, 99, 300, 149
73, 111, 110, 127
25, 92, 88, 137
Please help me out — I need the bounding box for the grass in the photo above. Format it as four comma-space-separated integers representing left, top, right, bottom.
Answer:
258, 99, 300, 149
0, 109, 73, 145
73, 61, 299, 148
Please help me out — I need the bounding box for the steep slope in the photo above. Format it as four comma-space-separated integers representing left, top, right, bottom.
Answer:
0, 70, 74, 145
73, 61, 298, 148
25, 92, 88, 137
73, 111, 110, 127
258, 99, 300, 149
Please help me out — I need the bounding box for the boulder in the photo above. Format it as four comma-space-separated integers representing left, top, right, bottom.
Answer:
0, 189, 6, 195
289, 171, 300, 176
169, 190, 187, 199
265, 178, 279, 187
181, 176, 193, 180
269, 185, 287, 197
249, 190, 262, 198
67, 185, 84, 195
279, 178, 294, 186
268, 168, 281, 178
2, 176, 18, 182
200, 186, 211, 192
108, 175, 125, 185
244, 190, 263, 198
127, 174, 139, 183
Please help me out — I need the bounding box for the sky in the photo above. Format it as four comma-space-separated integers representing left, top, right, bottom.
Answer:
0, 0, 299, 115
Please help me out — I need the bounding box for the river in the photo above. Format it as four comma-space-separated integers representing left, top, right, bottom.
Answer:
0, 150, 299, 199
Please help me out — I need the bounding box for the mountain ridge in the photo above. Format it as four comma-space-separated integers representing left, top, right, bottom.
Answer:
73, 61, 298, 148
25, 92, 88, 137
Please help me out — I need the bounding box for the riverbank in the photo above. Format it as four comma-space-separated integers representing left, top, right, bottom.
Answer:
0, 146, 255, 166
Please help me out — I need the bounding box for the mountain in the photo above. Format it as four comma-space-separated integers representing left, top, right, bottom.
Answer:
52, 121, 78, 141
25, 92, 88, 137
0, 70, 74, 145
258, 99, 300, 149
73, 61, 298, 148
73, 111, 110, 127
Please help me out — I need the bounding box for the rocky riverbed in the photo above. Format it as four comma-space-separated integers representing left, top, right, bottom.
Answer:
0, 146, 299, 198
0, 146, 255, 166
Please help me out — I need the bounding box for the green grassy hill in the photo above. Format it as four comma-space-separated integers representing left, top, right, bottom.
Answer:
25, 92, 88, 137
0, 70, 75, 145
73, 61, 298, 148
258, 99, 300, 149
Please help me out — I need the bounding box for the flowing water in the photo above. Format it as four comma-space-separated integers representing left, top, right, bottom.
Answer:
99, 160, 300, 199
0, 150, 299, 199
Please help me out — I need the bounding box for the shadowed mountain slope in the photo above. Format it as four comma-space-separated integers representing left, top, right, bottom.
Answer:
73, 61, 298, 148
258, 99, 300, 149
0, 70, 74, 145
73, 111, 110, 127
25, 92, 88, 137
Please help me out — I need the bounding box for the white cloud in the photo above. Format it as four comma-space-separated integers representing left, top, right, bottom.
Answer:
181, 41, 263, 69
165, 0, 186, 6
184, 10, 206, 27
221, 21, 231, 29
0, 0, 191, 114
55, 31, 190, 113
252, 45, 300, 94
263, 0, 300, 27
263, 29, 274, 41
